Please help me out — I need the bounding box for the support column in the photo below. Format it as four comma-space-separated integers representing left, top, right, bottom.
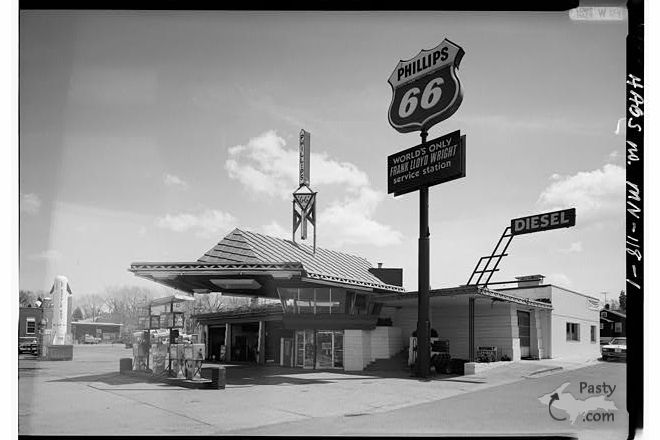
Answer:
258, 320, 266, 365
469, 297, 475, 362
224, 323, 232, 362
415, 128, 431, 378
529, 310, 541, 359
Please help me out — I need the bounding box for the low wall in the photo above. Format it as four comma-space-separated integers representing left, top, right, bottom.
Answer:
44, 344, 73, 361
344, 327, 403, 371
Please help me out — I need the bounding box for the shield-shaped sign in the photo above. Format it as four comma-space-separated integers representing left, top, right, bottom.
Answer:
387, 38, 465, 133
294, 192, 314, 212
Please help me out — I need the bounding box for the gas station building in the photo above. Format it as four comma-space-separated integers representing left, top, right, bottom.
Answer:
130, 228, 601, 372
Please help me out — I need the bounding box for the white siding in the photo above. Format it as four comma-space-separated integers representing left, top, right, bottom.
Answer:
388, 297, 521, 361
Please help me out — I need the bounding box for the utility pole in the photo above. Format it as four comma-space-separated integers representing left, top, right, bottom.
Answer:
601, 291, 609, 307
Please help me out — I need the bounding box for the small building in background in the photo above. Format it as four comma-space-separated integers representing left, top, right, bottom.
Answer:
18, 306, 46, 339
599, 307, 626, 343
18, 298, 56, 339
71, 320, 123, 344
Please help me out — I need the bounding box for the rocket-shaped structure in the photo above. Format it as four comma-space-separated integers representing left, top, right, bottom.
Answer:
50, 275, 72, 345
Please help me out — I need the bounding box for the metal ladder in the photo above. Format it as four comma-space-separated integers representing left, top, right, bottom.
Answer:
466, 226, 515, 287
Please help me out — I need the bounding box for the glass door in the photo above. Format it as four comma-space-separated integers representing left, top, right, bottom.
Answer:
295, 330, 315, 368
315, 330, 344, 369
316, 331, 333, 368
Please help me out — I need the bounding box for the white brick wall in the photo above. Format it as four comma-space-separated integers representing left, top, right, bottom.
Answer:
370, 326, 402, 360
343, 330, 365, 371
343, 327, 404, 371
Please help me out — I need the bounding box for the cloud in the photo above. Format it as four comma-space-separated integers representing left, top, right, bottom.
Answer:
607, 150, 620, 163
164, 174, 189, 189
20, 193, 42, 215
155, 209, 236, 238
536, 164, 624, 225
225, 131, 402, 247
320, 187, 404, 247
29, 249, 63, 261
225, 130, 369, 200
559, 241, 583, 254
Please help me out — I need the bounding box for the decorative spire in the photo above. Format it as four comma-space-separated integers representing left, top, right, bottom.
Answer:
292, 129, 317, 253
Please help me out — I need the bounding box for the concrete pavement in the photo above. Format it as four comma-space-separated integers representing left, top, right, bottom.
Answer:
18, 344, 614, 436
231, 362, 627, 438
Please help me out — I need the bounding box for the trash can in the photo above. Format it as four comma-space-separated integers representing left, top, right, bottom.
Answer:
119, 358, 133, 373
201, 365, 226, 389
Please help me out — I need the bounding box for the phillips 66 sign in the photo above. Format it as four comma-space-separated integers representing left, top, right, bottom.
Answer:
387, 39, 465, 133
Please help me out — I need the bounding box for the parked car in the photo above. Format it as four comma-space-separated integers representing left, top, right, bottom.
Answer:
601, 337, 626, 361
19, 336, 38, 355
84, 334, 101, 344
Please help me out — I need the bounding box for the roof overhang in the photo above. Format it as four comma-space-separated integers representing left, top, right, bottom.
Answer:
129, 261, 305, 297
377, 285, 553, 310
129, 261, 405, 296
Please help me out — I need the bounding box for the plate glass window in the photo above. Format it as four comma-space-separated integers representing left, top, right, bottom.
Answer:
590, 325, 597, 343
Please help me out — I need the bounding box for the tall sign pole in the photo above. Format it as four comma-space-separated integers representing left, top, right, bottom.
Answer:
418, 130, 430, 378
387, 39, 465, 378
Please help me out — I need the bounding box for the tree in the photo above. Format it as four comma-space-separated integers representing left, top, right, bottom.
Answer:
618, 290, 626, 312
77, 293, 106, 322
19, 290, 37, 307
72, 307, 84, 322
99, 285, 156, 328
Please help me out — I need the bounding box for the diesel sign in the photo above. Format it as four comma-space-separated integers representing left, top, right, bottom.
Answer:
510, 208, 576, 236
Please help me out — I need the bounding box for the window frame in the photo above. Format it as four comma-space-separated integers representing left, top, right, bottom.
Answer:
26, 317, 36, 335
566, 322, 580, 342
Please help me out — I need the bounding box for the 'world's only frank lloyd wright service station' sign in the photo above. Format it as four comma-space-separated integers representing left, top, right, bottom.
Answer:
388, 129, 465, 197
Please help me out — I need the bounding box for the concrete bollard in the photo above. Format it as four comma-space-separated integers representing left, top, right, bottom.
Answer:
119, 358, 133, 373
201, 365, 226, 389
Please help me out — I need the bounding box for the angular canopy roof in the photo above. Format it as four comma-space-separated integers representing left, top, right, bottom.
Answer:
130, 228, 404, 295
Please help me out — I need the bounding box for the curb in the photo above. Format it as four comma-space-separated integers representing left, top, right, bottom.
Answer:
121, 370, 215, 389
525, 366, 563, 378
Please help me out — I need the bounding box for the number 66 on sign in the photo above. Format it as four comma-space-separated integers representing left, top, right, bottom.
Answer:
387, 39, 465, 133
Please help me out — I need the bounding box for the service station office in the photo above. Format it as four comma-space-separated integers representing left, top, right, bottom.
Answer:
130, 228, 406, 370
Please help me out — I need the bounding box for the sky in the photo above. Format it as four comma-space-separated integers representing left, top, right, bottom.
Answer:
19, 10, 628, 300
